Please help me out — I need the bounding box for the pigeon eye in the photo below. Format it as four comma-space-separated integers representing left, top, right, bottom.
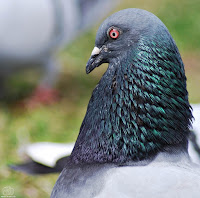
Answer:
109, 28, 120, 39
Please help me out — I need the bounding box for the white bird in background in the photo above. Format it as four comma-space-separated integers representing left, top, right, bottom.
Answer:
0, 0, 118, 105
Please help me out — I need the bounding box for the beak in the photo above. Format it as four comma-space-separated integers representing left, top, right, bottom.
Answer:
86, 47, 101, 74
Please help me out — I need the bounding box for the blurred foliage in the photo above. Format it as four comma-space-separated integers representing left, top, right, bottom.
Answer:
0, 0, 200, 197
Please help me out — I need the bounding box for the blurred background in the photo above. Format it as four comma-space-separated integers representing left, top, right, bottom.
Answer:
0, 0, 199, 197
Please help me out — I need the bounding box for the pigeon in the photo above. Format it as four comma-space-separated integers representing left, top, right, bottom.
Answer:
49, 8, 200, 198
0, 0, 117, 104
188, 104, 200, 164
10, 142, 74, 174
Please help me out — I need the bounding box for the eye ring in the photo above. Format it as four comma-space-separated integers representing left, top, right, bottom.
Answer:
108, 28, 120, 39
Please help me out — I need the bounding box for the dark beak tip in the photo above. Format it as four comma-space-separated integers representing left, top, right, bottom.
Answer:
86, 67, 91, 74
86, 57, 96, 74
86, 61, 92, 74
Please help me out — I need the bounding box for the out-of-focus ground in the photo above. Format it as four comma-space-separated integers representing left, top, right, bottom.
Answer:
0, 0, 199, 197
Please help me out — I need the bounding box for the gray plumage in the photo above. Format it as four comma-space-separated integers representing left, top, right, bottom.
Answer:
51, 153, 200, 198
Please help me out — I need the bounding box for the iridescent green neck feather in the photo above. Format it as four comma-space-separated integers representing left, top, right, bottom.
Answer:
71, 27, 192, 164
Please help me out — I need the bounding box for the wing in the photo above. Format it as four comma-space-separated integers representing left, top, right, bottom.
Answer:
10, 142, 74, 174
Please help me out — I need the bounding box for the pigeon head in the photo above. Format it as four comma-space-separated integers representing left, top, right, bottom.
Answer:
72, 9, 193, 164
86, 8, 166, 73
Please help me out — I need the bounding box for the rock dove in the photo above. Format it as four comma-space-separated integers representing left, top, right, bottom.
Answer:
11, 142, 74, 174
0, 0, 117, 104
49, 8, 200, 198
188, 104, 200, 164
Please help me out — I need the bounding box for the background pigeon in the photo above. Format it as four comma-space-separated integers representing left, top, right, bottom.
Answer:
10, 142, 74, 174
0, 0, 118, 105
50, 8, 200, 198
188, 104, 200, 164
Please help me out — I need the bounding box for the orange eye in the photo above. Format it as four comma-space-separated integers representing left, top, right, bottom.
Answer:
109, 29, 120, 39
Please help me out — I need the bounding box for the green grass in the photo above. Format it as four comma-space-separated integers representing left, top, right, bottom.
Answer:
0, 0, 200, 197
